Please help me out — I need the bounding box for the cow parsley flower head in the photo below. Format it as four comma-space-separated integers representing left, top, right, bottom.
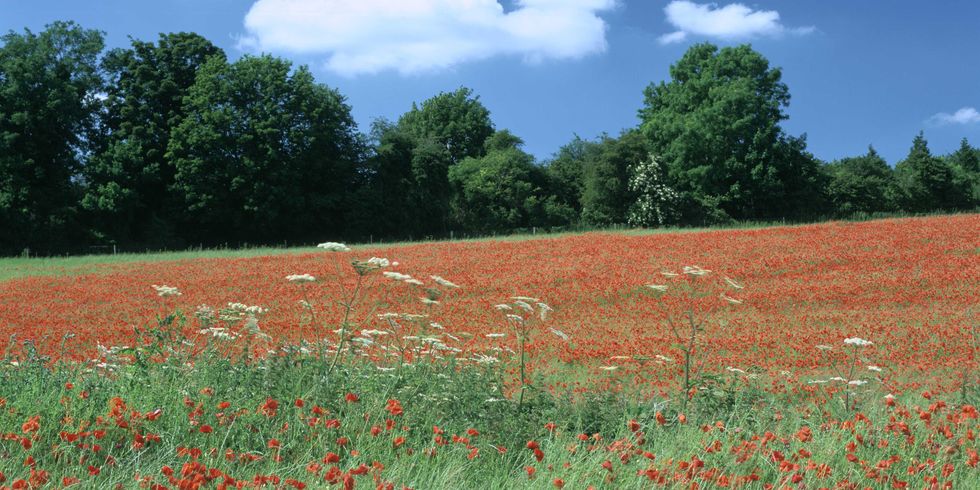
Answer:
152, 285, 181, 297
843, 337, 873, 347
286, 274, 316, 283
317, 242, 350, 252
430, 275, 460, 288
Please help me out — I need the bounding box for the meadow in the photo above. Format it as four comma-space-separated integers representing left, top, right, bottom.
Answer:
0, 214, 977, 489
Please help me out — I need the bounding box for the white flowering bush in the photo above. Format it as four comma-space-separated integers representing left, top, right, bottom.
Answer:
627, 153, 680, 227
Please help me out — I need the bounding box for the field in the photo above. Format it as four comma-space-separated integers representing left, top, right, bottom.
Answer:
0, 214, 978, 489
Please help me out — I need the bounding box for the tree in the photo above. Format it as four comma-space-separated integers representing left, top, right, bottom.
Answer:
580, 130, 647, 226
895, 132, 969, 212
448, 130, 572, 233
639, 43, 827, 223
0, 21, 104, 254
627, 153, 680, 227
825, 146, 898, 216
948, 138, 980, 207
544, 136, 597, 219
83, 32, 225, 247
167, 55, 361, 245
398, 87, 494, 164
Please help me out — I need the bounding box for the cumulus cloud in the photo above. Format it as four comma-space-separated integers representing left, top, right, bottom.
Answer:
658, 1, 814, 45
929, 107, 980, 126
240, 0, 615, 76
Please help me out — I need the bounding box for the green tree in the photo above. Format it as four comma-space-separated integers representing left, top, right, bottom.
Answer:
0, 21, 104, 254
167, 55, 361, 245
83, 32, 225, 247
398, 87, 494, 164
639, 43, 827, 223
825, 146, 898, 216
948, 138, 980, 207
544, 136, 598, 219
580, 130, 646, 226
448, 130, 572, 233
895, 132, 969, 212
627, 153, 680, 227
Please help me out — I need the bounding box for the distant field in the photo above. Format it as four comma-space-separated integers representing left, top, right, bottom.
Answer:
1, 214, 977, 393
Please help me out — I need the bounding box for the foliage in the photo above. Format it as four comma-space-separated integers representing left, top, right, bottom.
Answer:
167, 55, 362, 245
81, 32, 225, 247
895, 132, 972, 212
448, 131, 573, 233
639, 43, 829, 224
627, 153, 680, 227
0, 22, 104, 254
825, 146, 899, 216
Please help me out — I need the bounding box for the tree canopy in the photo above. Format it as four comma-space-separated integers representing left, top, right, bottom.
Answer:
0, 24, 977, 255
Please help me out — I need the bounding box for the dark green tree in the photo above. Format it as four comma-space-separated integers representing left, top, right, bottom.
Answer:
0, 21, 104, 254
167, 55, 362, 245
448, 130, 572, 233
580, 130, 647, 226
825, 146, 898, 216
398, 87, 494, 164
639, 43, 827, 223
82, 32, 224, 247
544, 136, 599, 219
895, 132, 969, 212
948, 138, 980, 207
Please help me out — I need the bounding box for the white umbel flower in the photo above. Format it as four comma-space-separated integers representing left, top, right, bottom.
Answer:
430, 275, 460, 288
646, 284, 668, 292
286, 274, 316, 283
843, 337, 873, 347
317, 242, 350, 252
152, 285, 181, 297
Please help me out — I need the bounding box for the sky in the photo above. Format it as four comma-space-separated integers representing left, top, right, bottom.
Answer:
2, 0, 979, 165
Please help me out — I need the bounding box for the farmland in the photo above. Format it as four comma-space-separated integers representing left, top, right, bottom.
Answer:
0, 214, 978, 489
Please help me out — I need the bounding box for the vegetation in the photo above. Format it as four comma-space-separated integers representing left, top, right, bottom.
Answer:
0, 215, 978, 488
1, 22, 979, 256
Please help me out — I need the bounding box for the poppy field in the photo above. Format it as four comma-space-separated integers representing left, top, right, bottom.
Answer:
0, 214, 978, 489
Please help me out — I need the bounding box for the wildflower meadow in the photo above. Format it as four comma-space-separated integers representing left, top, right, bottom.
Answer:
0, 214, 978, 489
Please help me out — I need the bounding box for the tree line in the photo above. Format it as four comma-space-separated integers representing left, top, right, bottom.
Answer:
1, 22, 978, 255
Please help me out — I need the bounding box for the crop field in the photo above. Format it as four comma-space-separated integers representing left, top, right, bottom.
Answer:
0, 214, 978, 489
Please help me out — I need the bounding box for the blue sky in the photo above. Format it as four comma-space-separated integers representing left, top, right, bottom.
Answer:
3, 0, 979, 164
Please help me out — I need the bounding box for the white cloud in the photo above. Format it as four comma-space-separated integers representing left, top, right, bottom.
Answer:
241, 0, 616, 76
658, 1, 814, 45
929, 107, 980, 126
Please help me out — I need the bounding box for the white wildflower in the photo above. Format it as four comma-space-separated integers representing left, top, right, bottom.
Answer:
660, 271, 679, 277
536, 302, 553, 321
513, 300, 534, 313
682, 265, 711, 276
404, 278, 424, 286
506, 314, 524, 323
646, 284, 669, 292
152, 284, 181, 297
848, 379, 868, 386
724, 277, 744, 289
867, 365, 883, 372
655, 355, 673, 362
430, 275, 460, 288
599, 366, 619, 371
486, 333, 507, 339
419, 297, 440, 305
494, 304, 513, 311
286, 274, 316, 283
720, 293, 743, 305
549, 328, 570, 341
511, 296, 540, 302
367, 257, 391, 267
317, 242, 350, 252
726, 367, 747, 375
383, 271, 412, 281
843, 337, 873, 347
